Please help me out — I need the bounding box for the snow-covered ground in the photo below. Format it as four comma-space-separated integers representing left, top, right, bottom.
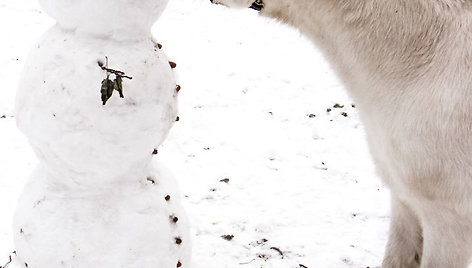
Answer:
0, 0, 390, 267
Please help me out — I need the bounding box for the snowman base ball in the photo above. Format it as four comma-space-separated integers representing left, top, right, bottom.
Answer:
13, 160, 191, 268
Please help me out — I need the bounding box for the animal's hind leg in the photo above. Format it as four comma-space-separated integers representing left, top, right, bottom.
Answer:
420, 207, 472, 268
382, 196, 423, 268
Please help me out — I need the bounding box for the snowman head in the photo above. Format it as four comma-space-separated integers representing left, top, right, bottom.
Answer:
39, 0, 169, 39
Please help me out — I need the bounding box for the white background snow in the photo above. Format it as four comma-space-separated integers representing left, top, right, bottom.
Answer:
0, 0, 391, 267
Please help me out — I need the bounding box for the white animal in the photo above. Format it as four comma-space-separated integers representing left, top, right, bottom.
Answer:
210, 0, 472, 267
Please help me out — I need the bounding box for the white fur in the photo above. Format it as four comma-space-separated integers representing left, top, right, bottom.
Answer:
211, 0, 472, 267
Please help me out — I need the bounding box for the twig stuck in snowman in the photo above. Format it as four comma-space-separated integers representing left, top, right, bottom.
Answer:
98, 56, 133, 105
0, 251, 16, 268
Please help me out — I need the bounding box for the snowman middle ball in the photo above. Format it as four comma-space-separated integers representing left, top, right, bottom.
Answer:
16, 27, 178, 182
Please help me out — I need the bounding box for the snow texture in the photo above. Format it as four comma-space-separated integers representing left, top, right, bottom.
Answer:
0, 0, 394, 267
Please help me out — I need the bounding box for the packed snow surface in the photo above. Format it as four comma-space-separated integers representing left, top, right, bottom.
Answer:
1, 0, 392, 267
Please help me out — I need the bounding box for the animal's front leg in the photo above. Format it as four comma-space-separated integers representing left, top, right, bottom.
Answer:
419, 206, 472, 268
382, 196, 423, 268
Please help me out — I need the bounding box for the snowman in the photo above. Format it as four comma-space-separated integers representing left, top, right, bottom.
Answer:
12, 0, 191, 267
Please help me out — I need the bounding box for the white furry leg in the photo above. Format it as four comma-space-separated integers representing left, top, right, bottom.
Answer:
420, 208, 472, 268
382, 196, 423, 268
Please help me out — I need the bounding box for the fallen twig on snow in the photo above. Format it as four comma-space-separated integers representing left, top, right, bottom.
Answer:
270, 247, 284, 259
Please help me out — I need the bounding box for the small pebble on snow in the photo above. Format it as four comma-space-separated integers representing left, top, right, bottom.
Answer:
221, 234, 234, 241
175, 237, 182, 245
146, 177, 156, 184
